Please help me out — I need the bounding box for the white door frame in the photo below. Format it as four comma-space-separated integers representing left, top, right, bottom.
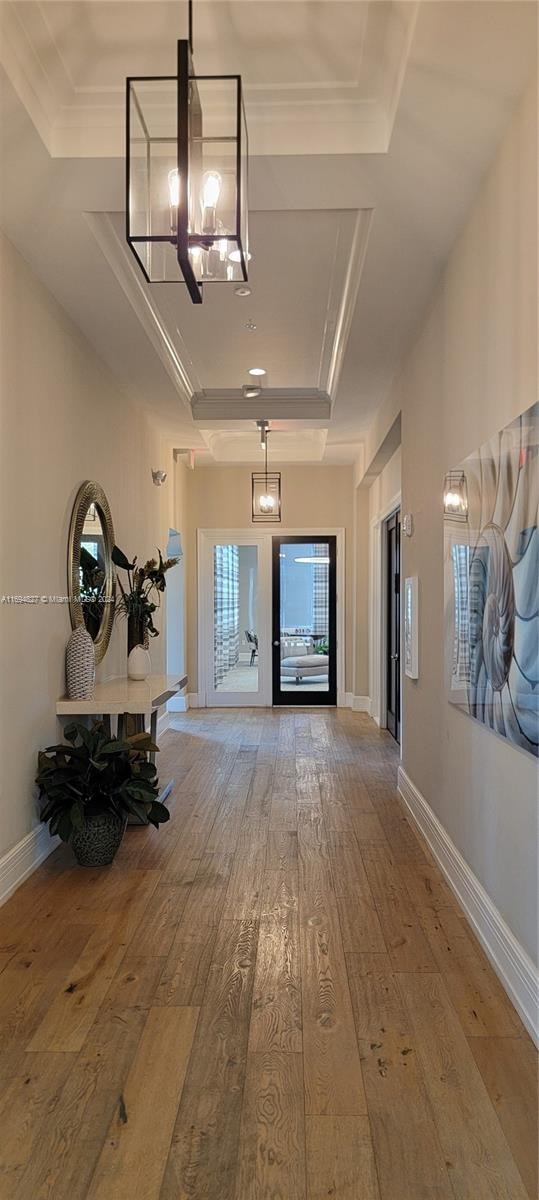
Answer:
197, 527, 346, 707
198, 532, 272, 707
369, 494, 401, 730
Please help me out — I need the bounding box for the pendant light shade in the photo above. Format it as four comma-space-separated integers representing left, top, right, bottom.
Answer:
126, 3, 249, 303
252, 422, 281, 522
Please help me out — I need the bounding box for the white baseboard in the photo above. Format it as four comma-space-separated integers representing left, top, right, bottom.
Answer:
187, 693, 201, 707
338, 694, 372, 713
167, 694, 189, 714
398, 766, 539, 1047
157, 711, 172, 736
0, 824, 59, 908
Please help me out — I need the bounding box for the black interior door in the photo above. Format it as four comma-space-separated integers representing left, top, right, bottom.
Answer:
272, 535, 337, 706
386, 510, 401, 742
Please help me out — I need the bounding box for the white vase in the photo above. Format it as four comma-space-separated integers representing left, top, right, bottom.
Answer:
66, 626, 95, 699
127, 644, 151, 681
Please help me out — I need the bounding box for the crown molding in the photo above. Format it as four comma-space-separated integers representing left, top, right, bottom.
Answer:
0, 1, 418, 159
191, 389, 331, 424
84, 212, 196, 408
320, 208, 373, 403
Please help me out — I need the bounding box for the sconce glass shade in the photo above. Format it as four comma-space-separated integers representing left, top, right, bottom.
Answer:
127, 41, 249, 303
166, 528, 183, 558
443, 470, 468, 519
252, 472, 281, 523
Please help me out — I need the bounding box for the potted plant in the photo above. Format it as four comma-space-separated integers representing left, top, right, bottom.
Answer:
37, 721, 170, 867
112, 545, 178, 679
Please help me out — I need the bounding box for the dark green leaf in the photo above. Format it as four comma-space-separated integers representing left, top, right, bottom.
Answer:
147, 801, 170, 825
70, 801, 85, 831
57, 811, 73, 842
63, 723, 81, 744
112, 545, 136, 571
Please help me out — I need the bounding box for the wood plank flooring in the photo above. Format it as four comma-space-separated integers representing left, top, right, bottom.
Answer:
0, 709, 536, 1200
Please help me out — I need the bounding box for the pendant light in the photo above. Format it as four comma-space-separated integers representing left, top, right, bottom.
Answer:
252, 422, 281, 523
126, 0, 249, 303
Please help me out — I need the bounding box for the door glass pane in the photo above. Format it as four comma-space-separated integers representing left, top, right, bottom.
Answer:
279, 542, 330, 693
213, 544, 259, 692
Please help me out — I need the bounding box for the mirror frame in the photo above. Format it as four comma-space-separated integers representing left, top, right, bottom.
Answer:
68, 481, 116, 664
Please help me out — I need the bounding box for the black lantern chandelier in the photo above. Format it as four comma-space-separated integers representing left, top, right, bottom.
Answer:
252, 421, 281, 523
126, 0, 249, 303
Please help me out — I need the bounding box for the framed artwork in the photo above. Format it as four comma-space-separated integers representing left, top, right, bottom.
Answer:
444, 402, 538, 757
404, 576, 419, 679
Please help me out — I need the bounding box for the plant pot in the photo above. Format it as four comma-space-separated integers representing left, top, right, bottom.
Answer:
71, 811, 127, 867
128, 644, 151, 680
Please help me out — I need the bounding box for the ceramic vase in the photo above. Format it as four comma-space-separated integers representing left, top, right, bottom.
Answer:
127, 615, 150, 680
128, 643, 151, 680
66, 626, 95, 699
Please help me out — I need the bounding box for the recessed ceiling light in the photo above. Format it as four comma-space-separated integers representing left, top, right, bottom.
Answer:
234, 285, 251, 297
229, 249, 252, 263
249, 367, 266, 377
243, 384, 261, 399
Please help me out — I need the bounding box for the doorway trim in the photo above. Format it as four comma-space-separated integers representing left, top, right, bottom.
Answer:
369, 492, 401, 734
197, 527, 346, 708
272, 534, 337, 707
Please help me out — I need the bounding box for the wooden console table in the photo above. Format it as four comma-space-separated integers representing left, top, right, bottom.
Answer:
56, 673, 188, 808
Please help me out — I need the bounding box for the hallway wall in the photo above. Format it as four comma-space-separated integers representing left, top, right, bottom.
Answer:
177, 464, 355, 695
395, 81, 537, 963
0, 230, 173, 863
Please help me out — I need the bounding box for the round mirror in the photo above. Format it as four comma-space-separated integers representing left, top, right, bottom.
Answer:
68, 482, 115, 663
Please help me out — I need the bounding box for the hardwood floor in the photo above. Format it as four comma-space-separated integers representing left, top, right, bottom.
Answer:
0, 709, 536, 1200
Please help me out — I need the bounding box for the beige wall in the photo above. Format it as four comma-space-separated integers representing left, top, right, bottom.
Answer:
368, 446, 401, 524
177, 464, 355, 694
0, 230, 174, 859
390, 82, 537, 962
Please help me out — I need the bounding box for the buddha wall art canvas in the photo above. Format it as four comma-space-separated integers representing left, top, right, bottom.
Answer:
444, 402, 538, 758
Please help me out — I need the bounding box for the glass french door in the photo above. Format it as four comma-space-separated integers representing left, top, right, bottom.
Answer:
202, 535, 271, 706
272, 536, 337, 706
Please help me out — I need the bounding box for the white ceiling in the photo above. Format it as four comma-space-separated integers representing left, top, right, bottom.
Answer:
0, 1, 536, 467
3, 1, 417, 155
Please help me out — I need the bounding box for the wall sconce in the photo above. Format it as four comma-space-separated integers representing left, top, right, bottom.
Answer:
443, 471, 468, 519
166, 528, 183, 558
151, 468, 168, 486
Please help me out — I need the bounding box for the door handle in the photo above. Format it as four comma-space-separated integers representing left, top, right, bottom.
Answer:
273, 641, 280, 647
391, 653, 399, 661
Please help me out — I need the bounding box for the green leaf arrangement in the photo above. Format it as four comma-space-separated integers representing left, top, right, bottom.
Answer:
36, 721, 170, 842
112, 545, 178, 639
